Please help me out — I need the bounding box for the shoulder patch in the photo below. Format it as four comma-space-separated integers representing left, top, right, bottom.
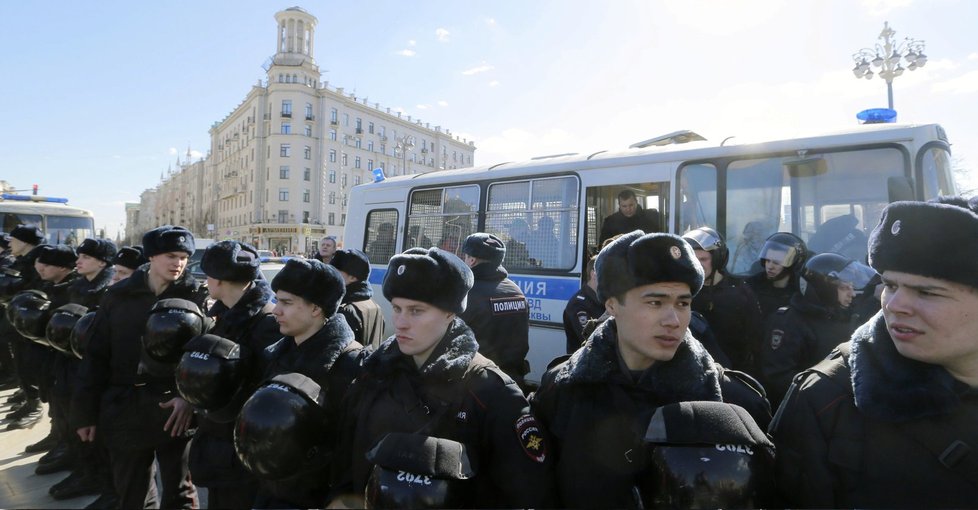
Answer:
515, 414, 547, 463
576, 310, 590, 327
770, 329, 784, 350
490, 296, 528, 315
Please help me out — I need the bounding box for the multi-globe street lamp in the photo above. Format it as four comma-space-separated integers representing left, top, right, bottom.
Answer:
394, 135, 415, 176
851, 21, 927, 110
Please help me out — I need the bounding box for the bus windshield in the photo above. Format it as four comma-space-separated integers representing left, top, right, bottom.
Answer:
679, 146, 907, 274
47, 215, 95, 246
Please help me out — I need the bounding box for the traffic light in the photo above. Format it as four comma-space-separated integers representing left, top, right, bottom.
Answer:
32, 184, 38, 195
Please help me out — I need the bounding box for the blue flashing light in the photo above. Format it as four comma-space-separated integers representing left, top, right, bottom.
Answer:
0, 194, 69, 204
856, 108, 897, 124
372, 168, 386, 183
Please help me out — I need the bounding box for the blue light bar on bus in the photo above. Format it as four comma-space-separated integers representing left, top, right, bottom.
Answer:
856, 108, 897, 124
0, 194, 69, 204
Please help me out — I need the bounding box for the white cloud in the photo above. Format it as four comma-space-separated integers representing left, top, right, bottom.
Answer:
462, 63, 494, 75
438, 100, 448, 107
396, 49, 416, 57
932, 70, 978, 94
860, 0, 913, 16
190, 150, 204, 159
488, 80, 500, 87
416, 104, 431, 110
167, 147, 178, 155
435, 28, 450, 42
408, 40, 416, 47
473, 127, 577, 166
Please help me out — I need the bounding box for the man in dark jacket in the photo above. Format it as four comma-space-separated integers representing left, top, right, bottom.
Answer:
73, 225, 207, 509
771, 197, 978, 509
330, 248, 386, 349
0, 234, 16, 388
247, 258, 363, 509
562, 256, 603, 353
746, 232, 808, 322
188, 241, 281, 510
459, 233, 530, 388
599, 189, 661, 244
532, 231, 771, 508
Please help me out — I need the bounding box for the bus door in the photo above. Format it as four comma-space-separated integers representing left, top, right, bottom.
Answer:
585, 180, 671, 260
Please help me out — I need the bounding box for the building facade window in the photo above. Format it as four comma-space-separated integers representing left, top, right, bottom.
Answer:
341, 174, 347, 188
329, 169, 336, 183
303, 189, 310, 202
281, 123, 291, 134
280, 144, 291, 157
329, 149, 336, 163
278, 210, 288, 223
367, 159, 374, 170
328, 212, 335, 225
304, 103, 313, 120
355, 138, 362, 149
342, 153, 348, 166
329, 129, 337, 141
368, 122, 375, 134
329, 191, 336, 204
355, 156, 361, 169
343, 113, 349, 126
367, 141, 374, 152
330, 108, 338, 123
354, 175, 362, 185
304, 124, 312, 137
303, 167, 311, 181
341, 213, 346, 225
279, 166, 290, 179
379, 126, 386, 137
304, 145, 311, 159
278, 188, 289, 201
281, 100, 292, 117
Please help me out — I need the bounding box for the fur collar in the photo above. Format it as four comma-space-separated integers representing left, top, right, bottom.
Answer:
111, 265, 200, 297
850, 312, 960, 422
343, 280, 373, 303
363, 317, 478, 382
208, 279, 274, 328
270, 313, 356, 372
68, 266, 115, 301
555, 317, 722, 401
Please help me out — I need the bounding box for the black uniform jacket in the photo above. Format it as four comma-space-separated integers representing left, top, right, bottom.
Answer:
71, 267, 208, 444
67, 266, 115, 310
331, 318, 556, 509
746, 271, 797, 322
760, 292, 857, 408
337, 280, 386, 349
599, 207, 661, 244
189, 278, 281, 487
254, 313, 364, 509
531, 317, 771, 508
771, 313, 978, 508
459, 263, 529, 383
562, 285, 604, 354
692, 273, 764, 375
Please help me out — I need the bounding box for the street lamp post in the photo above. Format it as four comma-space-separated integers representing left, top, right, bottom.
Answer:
394, 136, 415, 176
851, 21, 927, 110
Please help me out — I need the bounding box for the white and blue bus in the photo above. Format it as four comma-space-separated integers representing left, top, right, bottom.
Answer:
0, 194, 96, 247
345, 123, 955, 385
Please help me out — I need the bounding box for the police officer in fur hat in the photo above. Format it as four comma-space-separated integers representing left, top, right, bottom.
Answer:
73, 225, 207, 509
109, 245, 146, 285
771, 197, 978, 508
531, 231, 771, 508
330, 248, 386, 349
329, 247, 555, 509
459, 233, 531, 388
241, 258, 363, 508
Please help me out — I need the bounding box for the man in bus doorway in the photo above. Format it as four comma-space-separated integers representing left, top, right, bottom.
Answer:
599, 189, 661, 244
460, 233, 530, 389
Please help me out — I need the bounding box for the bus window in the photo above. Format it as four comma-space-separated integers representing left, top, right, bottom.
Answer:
364, 209, 398, 264
1, 213, 42, 233
46, 215, 94, 246
678, 164, 717, 234
487, 176, 579, 271
920, 146, 954, 198
726, 158, 784, 274
406, 185, 479, 257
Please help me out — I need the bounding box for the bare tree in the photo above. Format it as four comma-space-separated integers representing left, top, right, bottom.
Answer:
952, 155, 977, 198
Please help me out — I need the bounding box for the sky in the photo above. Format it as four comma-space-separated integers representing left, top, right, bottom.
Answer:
2, 0, 977, 239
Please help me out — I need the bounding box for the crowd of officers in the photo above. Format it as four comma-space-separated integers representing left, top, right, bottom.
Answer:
0, 195, 976, 509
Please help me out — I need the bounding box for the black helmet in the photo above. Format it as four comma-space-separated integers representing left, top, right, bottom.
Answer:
638, 401, 776, 509
7, 290, 52, 342
682, 227, 729, 275
142, 298, 205, 364
801, 253, 877, 308
234, 373, 327, 480
759, 232, 808, 270
0, 271, 23, 305
175, 334, 247, 416
70, 311, 98, 359
46, 303, 89, 355
365, 433, 475, 509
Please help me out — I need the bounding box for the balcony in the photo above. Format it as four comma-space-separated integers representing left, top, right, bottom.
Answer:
355, 128, 363, 134
281, 111, 292, 118
306, 114, 315, 121
330, 119, 339, 126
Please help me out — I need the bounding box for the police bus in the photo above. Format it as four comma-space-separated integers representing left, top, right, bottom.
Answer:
345, 122, 954, 385
0, 194, 96, 246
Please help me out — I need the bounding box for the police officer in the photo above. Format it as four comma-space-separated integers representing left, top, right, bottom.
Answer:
241, 258, 362, 509
330, 248, 386, 349
73, 225, 207, 509
759, 252, 875, 409
531, 231, 771, 508
771, 197, 978, 508
684, 227, 765, 374
184, 241, 280, 509
562, 256, 603, 353
459, 233, 530, 387
746, 232, 808, 321
329, 247, 555, 509
109, 245, 146, 285
0, 233, 16, 388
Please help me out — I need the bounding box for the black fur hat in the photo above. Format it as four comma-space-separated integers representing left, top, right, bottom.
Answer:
142, 225, 195, 258
462, 233, 506, 266
271, 258, 345, 316
869, 198, 978, 290
201, 241, 260, 283
383, 247, 474, 314
113, 246, 147, 270
10, 225, 45, 246
36, 244, 78, 269
330, 248, 370, 282
76, 238, 118, 264
0, 234, 9, 250
596, 231, 705, 303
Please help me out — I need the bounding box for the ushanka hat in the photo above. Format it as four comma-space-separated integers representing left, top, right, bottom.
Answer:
10, 225, 45, 246
330, 248, 370, 282
36, 245, 78, 269
383, 248, 474, 314
596, 231, 705, 303
869, 197, 978, 290
76, 238, 118, 264
201, 241, 260, 283
113, 246, 147, 270
142, 225, 195, 258
461, 233, 506, 267
271, 258, 345, 316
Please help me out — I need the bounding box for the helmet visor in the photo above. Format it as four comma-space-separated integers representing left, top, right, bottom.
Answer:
760, 240, 802, 267
683, 229, 722, 252
831, 261, 878, 290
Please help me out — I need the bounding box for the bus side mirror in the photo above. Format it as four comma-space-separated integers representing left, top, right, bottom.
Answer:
887, 176, 914, 202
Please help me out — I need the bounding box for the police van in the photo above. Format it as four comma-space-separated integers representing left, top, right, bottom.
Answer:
0, 193, 96, 246
344, 123, 955, 385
